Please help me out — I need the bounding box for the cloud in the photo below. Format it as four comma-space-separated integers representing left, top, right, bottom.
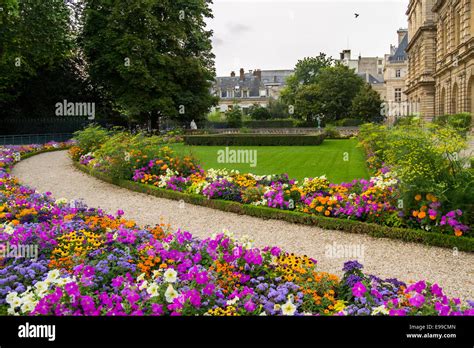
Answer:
212, 36, 225, 46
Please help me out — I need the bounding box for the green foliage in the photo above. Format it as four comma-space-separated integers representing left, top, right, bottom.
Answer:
280, 53, 334, 107
433, 113, 472, 135
73, 125, 111, 154
324, 125, 341, 138
350, 84, 383, 122
184, 134, 325, 146
359, 122, 473, 226
248, 104, 271, 120
294, 64, 365, 122
226, 106, 243, 128
267, 98, 290, 119
335, 118, 365, 127
80, 0, 217, 125
0, 0, 73, 107
207, 110, 224, 122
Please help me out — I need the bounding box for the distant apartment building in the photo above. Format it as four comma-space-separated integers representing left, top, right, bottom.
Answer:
338, 49, 386, 99
383, 29, 409, 119
406, 0, 474, 119
211, 68, 293, 112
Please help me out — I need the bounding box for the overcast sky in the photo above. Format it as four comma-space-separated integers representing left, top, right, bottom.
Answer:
206, 0, 409, 76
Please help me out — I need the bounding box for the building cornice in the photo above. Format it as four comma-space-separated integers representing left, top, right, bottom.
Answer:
406, 24, 437, 52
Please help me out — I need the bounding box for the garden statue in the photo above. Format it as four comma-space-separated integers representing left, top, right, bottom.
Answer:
190, 119, 197, 130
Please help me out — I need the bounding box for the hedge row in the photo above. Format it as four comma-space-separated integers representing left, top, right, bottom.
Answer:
184, 133, 325, 146
74, 162, 474, 252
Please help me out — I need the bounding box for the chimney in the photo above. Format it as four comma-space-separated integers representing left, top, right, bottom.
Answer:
254, 69, 262, 80
343, 49, 351, 60
397, 28, 407, 45
230, 71, 235, 77
239, 68, 245, 81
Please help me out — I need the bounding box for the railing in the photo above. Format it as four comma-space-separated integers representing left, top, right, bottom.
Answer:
0, 133, 73, 146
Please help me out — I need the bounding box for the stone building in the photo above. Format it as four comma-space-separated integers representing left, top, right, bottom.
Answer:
406, 0, 474, 119
338, 49, 386, 99
383, 29, 409, 119
211, 68, 293, 112
433, 0, 474, 116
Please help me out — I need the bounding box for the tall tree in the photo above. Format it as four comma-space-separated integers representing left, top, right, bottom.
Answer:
0, 0, 73, 108
351, 83, 384, 122
280, 53, 333, 108
294, 64, 365, 122
80, 0, 217, 128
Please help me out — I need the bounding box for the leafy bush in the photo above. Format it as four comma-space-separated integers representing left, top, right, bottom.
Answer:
226, 107, 243, 128
73, 125, 110, 155
184, 134, 325, 146
324, 125, 341, 138
248, 104, 271, 120
206, 119, 296, 129
433, 113, 472, 136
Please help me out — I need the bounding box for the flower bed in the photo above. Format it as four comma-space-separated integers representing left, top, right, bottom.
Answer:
0, 144, 473, 316
73, 126, 471, 243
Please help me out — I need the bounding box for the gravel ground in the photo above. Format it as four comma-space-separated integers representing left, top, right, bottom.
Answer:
12, 150, 474, 301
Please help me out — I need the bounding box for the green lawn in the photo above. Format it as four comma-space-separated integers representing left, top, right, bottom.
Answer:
170, 138, 369, 183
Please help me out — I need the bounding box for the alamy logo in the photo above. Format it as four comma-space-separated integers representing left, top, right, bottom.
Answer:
55, 99, 95, 120
325, 242, 365, 262
18, 322, 56, 341
0, 242, 38, 259
217, 147, 257, 168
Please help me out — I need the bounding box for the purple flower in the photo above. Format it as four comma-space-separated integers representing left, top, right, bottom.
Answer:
352, 282, 367, 298
409, 293, 425, 308
244, 300, 256, 312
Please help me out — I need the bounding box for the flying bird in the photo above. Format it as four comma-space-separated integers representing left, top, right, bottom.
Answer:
354, 13, 359, 18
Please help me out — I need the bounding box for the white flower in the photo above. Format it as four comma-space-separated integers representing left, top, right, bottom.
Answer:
371, 305, 389, 315
138, 280, 148, 291
3, 223, 14, 235
112, 232, 118, 240
21, 301, 35, 313
136, 273, 146, 282
7, 307, 18, 316
163, 268, 177, 283
162, 242, 170, 251
273, 304, 281, 311
259, 312, 267, 316
226, 297, 239, 306
6, 292, 18, 305
46, 270, 60, 282
165, 285, 179, 303
281, 300, 297, 316
54, 198, 68, 206
34, 281, 48, 294
147, 283, 159, 298
152, 270, 161, 279
10, 297, 22, 308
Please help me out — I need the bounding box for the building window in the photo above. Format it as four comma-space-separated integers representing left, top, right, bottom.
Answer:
395, 88, 402, 102
378, 68, 383, 75
221, 90, 227, 98
243, 90, 248, 98
378, 59, 383, 65
396, 69, 401, 78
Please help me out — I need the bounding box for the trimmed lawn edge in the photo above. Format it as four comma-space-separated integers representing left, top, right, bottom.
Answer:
72, 161, 474, 252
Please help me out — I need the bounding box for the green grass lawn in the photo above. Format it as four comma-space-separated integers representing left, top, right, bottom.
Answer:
170, 138, 369, 183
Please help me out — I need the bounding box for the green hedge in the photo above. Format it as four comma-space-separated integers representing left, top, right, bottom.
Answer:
184, 133, 325, 146
74, 161, 474, 252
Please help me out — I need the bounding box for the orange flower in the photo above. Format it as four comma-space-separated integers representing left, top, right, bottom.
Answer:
429, 215, 436, 220
412, 210, 419, 217
454, 230, 462, 237
414, 194, 422, 201
418, 211, 426, 219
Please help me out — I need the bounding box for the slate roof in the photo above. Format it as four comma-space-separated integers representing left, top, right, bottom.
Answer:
358, 72, 384, 84
388, 33, 408, 62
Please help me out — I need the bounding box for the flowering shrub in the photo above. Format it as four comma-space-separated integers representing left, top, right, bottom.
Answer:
0, 144, 473, 316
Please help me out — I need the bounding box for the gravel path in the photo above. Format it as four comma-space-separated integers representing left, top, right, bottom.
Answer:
13, 151, 474, 300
